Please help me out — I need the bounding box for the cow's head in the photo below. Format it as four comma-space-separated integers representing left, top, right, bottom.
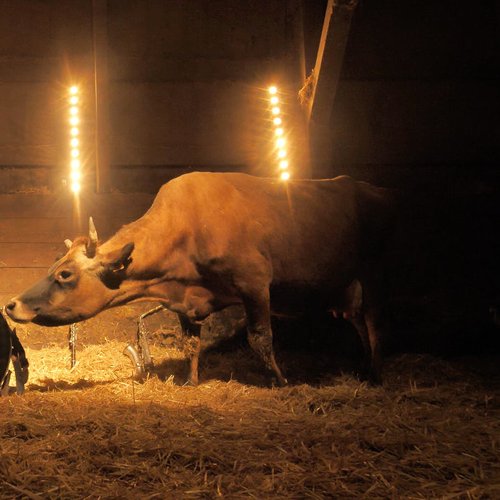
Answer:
5, 218, 134, 326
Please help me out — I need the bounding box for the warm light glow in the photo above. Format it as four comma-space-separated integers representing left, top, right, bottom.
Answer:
67, 86, 82, 194
266, 84, 291, 181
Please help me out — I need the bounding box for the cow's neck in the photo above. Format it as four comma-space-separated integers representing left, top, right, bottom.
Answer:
100, 216, 201, 306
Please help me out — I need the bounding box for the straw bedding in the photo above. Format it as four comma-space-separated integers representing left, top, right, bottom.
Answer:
0, 321, 499, 498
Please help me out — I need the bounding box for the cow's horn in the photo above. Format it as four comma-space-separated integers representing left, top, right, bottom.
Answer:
64, 239, 73, 249
86, 217, 99, 257
89, 217, 98, 244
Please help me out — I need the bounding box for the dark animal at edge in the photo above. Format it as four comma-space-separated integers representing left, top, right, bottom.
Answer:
6, 172, 393, 385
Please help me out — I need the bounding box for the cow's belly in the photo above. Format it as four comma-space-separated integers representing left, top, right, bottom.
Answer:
269, 282, 349, 316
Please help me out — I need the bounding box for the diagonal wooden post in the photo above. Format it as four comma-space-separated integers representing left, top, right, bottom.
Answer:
306, 0, 358, 176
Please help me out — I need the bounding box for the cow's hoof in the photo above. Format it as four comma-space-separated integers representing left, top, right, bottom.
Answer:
358, 367, 382, 386
369, 375, 382, 386
274, 376, 288, 387
366, 370, 382, 386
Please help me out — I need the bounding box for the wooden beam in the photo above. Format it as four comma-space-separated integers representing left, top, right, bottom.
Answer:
290, 0, 311, 177
307, 0, 358, 175
92, 0, 111, 193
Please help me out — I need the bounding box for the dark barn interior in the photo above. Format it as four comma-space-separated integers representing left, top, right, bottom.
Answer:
0, 1, 499, 497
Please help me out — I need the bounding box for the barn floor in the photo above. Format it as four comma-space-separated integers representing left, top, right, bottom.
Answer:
1, 304, 499, 499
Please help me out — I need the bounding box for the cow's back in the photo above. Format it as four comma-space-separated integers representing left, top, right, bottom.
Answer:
151, 173, 389, 290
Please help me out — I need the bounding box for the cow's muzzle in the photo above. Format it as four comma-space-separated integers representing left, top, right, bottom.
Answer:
4, 299, 37, 323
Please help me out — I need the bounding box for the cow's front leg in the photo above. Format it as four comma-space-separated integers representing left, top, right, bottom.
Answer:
177, 313, 202, 386
243, 291, 287, 386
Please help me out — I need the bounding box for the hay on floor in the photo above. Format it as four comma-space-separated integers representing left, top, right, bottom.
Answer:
0, 341, 499, 498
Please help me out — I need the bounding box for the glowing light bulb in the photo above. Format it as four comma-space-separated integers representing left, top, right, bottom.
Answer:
273, 117, 282, 126
67, 86, 82, 194
271, 106, 280, 115
276, 138, 286, 148
268, 86, 277, 95
279, 160, 289, 170
270, 96, 279, 105
275, 128, 283, 136
278, 149, 287, 158
280, 171, 290, 181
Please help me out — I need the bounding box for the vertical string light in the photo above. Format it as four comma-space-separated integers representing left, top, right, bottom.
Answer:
268, 85, 290, 181
68, 86, 81, 193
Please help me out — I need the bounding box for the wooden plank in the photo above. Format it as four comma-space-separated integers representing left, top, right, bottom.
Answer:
0, 193, 153, 218
0, 216, 144, 243
0, 194, 70, 217
0, 268, 47, 295
0, 218, 72, 243
78, 193, 154, 221
0, 243, 63, 267
93, 0, 111, 192
307, 0, 358, 173
308, 0, 358, 123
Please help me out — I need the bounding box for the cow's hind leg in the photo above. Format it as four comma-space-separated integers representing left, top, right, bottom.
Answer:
364, 309, 383, 385
350, 310, 382, 385
243, 291, 287, 386
339, 281, 382, 384
177, 313, 202, 386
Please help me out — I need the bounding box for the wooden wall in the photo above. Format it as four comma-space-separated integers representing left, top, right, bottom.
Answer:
0, 192, 153, 305
0, 0, 307, 193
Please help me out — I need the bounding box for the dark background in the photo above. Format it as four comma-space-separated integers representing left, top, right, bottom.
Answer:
0, 0, 498, 191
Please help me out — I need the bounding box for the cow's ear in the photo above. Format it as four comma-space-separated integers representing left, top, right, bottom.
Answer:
102, 242, 135, 272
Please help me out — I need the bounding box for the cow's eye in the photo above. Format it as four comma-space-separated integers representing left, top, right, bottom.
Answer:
58, 270, 73, 281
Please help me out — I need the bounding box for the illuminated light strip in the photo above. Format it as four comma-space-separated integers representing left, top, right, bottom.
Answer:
267, 85, 291, 181
68, 86, 81, 193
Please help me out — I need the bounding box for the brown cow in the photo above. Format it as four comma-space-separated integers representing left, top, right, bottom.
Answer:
6, 172, 393, 385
